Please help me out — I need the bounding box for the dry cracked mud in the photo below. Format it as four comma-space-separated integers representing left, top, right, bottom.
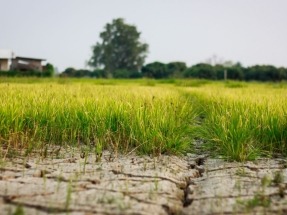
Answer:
184, 155, 287, 215
0, 148, 198, 215
1, 148, 287, 215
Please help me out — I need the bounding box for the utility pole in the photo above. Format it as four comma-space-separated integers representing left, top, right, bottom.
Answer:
224, 69, 227, 81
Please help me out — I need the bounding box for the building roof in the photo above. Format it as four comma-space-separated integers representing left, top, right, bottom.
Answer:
15, 56, 46, 61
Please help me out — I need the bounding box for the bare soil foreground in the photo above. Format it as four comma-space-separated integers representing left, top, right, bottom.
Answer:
1, 149, 287, 215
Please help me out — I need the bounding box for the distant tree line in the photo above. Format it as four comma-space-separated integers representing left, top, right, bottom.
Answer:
60, 67, 142, 79
184, 63, 287, 81
0, 63, 55, 77
60, 62, 287, 82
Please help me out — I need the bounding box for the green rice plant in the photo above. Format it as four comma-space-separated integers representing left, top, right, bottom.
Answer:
0, 82, 197, 157
157, 79, 176, 84
12, 205, 25, 215
175, 79, 210, 88
65, 179, 73, 211
273, 171, 284, 185
198, 98, 261, 161
141, 79, 156, 86
224, 81, 247, 88
2, 79, 286, 161
244, 193, 271, 210
187, 83, 287, 161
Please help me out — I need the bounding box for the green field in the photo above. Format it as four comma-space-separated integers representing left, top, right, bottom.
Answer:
0, 78, 286, 161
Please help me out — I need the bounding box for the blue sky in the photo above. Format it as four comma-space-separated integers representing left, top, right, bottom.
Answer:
1, 0, 286, 71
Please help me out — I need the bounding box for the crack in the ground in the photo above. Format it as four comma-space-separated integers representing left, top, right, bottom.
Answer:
191, 191, 282, 201
181, 157, 206, 210
0, 192, 55, 202
111, 169, 186, 188
208, 165, 285, 172
81, 186, 181, 199
198, 209, 287, 215
0, 167, 24, 173
3, 194, 152, 215
2, 199, 125, 215
110, 164, 204, 214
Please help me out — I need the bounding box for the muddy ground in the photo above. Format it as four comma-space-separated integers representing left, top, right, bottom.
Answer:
0, 148, 287, 215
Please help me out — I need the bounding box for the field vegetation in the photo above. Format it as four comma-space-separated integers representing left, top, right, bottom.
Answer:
187, 81, 287, 161
0, 78, 286, 162
0, 79, 197, 159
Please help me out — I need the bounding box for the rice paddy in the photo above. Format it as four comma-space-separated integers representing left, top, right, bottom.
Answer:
187, 82, 287, 161
0, 78, 286, 161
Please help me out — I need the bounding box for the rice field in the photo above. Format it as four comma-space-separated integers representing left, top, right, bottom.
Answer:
187, 82, 287, 161
0, 78, 286, 161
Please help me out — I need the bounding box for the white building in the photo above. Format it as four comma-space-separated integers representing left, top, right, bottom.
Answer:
0, 49, 14, 71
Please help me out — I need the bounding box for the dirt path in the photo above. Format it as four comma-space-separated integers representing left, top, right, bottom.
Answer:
0, 149, 287, 214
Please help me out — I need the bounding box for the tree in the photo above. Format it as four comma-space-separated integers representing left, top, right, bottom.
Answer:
90, 69, 106, 78
225, 63, 244, 80
61, 67, 77, 77
43, 63, 55, 77
88, 18, 148, 77
278, 67, 287, 81
141, 62, 168, 79
244, 65, 279, 81
60, 67, 93, 78
184, 63, 216, 79
167, 62, 187, 78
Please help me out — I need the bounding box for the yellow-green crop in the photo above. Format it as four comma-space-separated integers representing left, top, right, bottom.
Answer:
0, 81, 197, 157
185, 82, 287, 161
1, 79, 286, 161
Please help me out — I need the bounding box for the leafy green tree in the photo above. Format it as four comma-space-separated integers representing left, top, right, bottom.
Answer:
278, 67, 287, 81
184, 63, 216, 79
244, 65, 281, 81
61, 68, 93, 78
141, 62, 169, 79
88, 18, 148, 77
113, 69, 130, 78
167, 62, 187, 77
226, 63, 244, 80
113, 69, 142, 78
43, 63, 55, 77
61, 67, 77, 77
214, 64, 225, 80
90, 69, 106, 78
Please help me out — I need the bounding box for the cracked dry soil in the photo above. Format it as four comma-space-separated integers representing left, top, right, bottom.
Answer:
1, 148, 287, 215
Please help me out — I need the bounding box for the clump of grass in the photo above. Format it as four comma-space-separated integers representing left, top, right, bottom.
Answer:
237, 175, 272, 210
175, 79, 210, 87
94, 79, 117, 86
65, 179, 73, 211
13, 205, 25, 215
224, 81, 246, 88
268, 81, 287, 89
261, 175, 272, 188
244, 193, 271, 210
273, 171, 284, 185
235, 168, 249, 177
141, 79, 156, 86
157, 79, 176, 84
197, 98, 261, 161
